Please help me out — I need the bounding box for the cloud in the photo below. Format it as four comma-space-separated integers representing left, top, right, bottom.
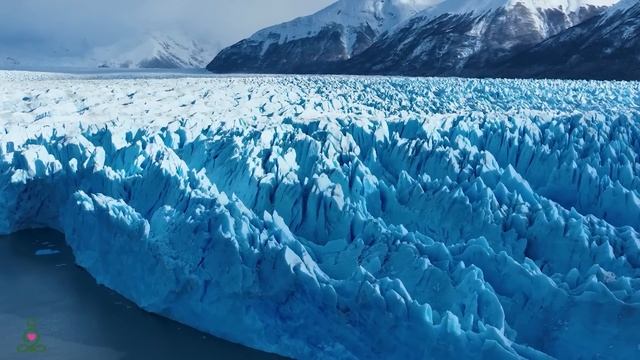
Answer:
0, 0, 334, 50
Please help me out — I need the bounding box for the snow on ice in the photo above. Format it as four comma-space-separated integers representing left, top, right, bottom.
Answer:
1, 71, 639, 359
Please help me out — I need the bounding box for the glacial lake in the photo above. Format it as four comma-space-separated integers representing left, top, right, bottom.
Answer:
0, 228, 285, 360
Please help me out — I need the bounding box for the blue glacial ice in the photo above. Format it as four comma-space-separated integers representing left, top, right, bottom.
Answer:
1, 72, 640, 359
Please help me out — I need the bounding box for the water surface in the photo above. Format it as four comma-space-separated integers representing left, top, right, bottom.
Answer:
0, 228, 285, 360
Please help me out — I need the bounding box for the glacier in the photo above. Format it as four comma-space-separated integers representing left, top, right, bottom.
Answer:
1, 71, 639, 359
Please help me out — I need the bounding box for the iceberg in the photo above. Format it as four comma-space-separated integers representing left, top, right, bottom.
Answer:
1, 71, 639, 359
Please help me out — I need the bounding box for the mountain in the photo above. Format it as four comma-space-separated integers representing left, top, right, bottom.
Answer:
206, 0, 439, 73
93, 34, 218, 69
207, 0, 634, 79
0, 34, 217, 70
500, 0, 640, 79
92, 34, 217, 69
340, 0, 615, 76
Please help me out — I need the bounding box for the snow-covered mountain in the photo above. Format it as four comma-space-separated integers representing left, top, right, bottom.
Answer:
208, 0, 628, 78
0, 34, 217, 70
206, 0, 439, 73
340, 0, 615, 75
501, 0, 640, 79
91, 34, 216, 69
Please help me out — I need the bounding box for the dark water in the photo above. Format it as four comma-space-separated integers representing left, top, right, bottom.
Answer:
0, 228, 285, 360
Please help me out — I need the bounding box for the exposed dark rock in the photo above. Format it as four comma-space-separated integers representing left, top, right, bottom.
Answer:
207, 0, 638, 80
500, 3, 640, 80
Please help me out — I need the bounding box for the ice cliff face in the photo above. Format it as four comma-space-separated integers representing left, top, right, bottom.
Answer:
1, 71, 640, 359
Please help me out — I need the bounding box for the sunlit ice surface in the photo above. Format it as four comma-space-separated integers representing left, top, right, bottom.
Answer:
1, 70, 639, 359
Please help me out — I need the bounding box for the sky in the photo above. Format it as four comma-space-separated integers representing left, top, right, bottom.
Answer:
0, 0, 334, 53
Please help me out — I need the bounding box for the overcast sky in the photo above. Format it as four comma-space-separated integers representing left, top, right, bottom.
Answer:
0, 0, 334, 51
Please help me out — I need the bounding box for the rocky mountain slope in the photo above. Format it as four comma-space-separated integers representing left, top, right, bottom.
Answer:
207, 0, 639, 79
206, 0, 438, 73
500, 0, 640, 79
340, 0, 614, 76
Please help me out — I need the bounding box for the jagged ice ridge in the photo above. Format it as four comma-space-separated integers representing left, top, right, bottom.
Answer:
0, 71, 639, 359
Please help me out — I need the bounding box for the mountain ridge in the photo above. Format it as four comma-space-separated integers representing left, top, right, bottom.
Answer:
499, 0, 640, 79
338, 0, 611, 76
207, 0, 439, 73
1, 33, 217, 70
207, 0, 638, 80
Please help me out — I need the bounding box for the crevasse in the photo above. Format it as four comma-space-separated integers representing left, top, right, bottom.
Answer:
1, 72, 639, 359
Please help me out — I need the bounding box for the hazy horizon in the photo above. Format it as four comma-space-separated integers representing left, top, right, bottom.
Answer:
0, 0, 334, 57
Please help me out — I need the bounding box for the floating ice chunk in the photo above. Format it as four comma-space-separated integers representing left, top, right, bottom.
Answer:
34, 249, 60, 256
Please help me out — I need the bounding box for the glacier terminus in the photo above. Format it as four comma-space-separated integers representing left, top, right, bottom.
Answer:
0, 71, 639, 359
